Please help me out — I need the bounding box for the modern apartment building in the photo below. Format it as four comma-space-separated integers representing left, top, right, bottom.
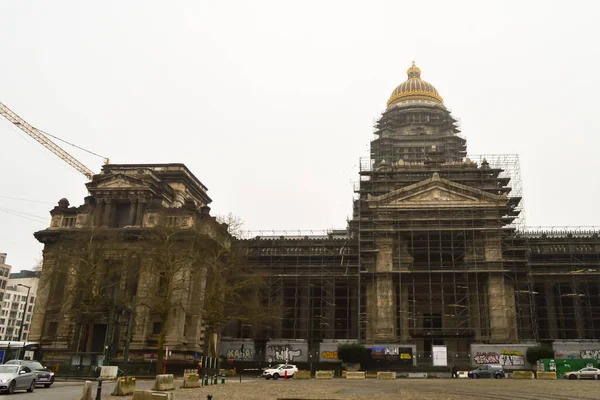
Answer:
0, 270, 40, 341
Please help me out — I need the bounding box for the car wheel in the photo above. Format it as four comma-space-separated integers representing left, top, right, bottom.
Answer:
272, 373, 279, 380
44, 383, 52, 388
7, 380, 15, 394
473, 374, 479, 379
265, 376, 271, 380
569, 374, 577, 380
494, 374, 501, 379
27, 380, 35, 392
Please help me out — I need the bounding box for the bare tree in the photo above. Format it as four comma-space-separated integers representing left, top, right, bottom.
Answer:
42, 229, 131, 357
137, 226, 216, 373
202, 215, 279, 357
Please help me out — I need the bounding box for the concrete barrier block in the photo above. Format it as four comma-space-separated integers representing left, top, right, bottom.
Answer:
536, 371, 557, 380
315, 370, 334, 380
112, 376, 137, 396
182, 373, 201, 388
365, 371, 378, 379
100, 366, 119, 380
132, 390, 174, 400
513, 371, 534, 379
408, 372, 428, 379
151, 374, 175, 391
77, 381, 94, 400
346, 371, 366, 380
377, 371, 396, 380
294, 370, 311, 379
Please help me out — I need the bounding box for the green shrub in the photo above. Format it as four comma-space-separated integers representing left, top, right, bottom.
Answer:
526, 345, 554, 365
337, 343, 370, 364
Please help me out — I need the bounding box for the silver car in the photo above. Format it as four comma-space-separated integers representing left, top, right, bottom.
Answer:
0, 365, 36, 394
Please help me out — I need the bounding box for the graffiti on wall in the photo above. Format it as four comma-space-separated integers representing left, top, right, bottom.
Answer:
473, 349, 525, 366
321, 351, 338, 360
580, 350, 600, 360
267, 345, 302, 362
225, 348, 254, 361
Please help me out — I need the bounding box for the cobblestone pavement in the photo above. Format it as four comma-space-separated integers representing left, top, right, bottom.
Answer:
93, 378, 600, 400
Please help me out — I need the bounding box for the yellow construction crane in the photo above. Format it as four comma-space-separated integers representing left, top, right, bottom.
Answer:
0, 102, 108, 180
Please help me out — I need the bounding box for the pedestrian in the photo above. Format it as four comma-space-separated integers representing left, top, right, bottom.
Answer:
197, 359, 203, 377
451, 363, 457, 378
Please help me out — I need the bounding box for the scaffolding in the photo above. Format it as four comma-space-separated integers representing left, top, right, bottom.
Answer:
237, 103, 600, 367
352, 152, 533, 355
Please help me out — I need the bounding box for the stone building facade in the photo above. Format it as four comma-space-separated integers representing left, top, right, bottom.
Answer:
31, 164, 227, 366
30, 63, 600, 368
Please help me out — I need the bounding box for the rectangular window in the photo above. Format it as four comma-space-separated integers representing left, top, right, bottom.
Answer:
23, 324, 28, 331
1, 281, 5, 289
26, 315, 31, 321
5, 294, 9, 300
30, 297, 34, 303
46, 321, 58, 337
152, 322, 161, 335
0, 319, 4, 325
28, 306, 32, 313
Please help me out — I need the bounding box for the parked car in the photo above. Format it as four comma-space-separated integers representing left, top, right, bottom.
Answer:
468, 364, 505, 379
0, 365, 36, 394
4, 360, 54, 388
262, 364, 298, 380
563, 367, 600, 380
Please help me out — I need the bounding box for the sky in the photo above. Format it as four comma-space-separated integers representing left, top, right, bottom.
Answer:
1, 1, 599, 272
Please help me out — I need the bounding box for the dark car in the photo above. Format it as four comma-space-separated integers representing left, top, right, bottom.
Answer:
4, 360, 54, 388
467, 364, 505, 379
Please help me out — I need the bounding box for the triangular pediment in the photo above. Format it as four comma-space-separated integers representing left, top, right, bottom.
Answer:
368, 173, 507, 209
88, 174, 151, 190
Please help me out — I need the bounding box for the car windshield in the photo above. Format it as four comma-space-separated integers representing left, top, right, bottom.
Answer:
0, 366, 18, 374
25, 362, 44, 370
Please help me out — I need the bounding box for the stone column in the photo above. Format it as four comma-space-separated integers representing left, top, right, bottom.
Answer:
56, 263, 80, 349
469, 284, 482, 341
544, 282, 558, 339
29, 252, 55, 342
128, 199, 138, 227
298, 285, 309, 339
130, 260, 153, 350
165, 268, 188, 347
574, 283, 586, 339
323, 280, 336, 340
399, 282, 410, 342
94, 200, 104, 227
102, 199, 113, 227
488, 274, 518, 342
135, 200, 146, 226
373, 237, 396, 342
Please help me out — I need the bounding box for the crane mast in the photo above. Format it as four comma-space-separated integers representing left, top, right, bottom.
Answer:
0, 102, 99, 180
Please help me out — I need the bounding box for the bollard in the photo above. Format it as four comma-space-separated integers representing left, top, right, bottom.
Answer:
284, 369, 288, 380
221, 373, 225, 384
207, 395, 213, 400
204, 375, 209, 386
213, 375, 217, 384
95, 379, 102, 400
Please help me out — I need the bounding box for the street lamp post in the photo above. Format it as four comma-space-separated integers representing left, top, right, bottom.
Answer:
17, 284, 31, 360
309, 283, 314, 376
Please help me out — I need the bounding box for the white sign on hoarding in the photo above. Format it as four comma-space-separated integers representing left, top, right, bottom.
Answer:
432, 345, 448, 367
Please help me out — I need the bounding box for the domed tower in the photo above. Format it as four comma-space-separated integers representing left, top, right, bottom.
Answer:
371, 62, 466, 166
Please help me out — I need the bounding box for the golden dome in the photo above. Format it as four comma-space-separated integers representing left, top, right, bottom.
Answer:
387, 61, 443, 107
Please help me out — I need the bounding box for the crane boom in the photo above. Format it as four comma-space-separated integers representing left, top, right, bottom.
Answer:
0, 102, 96, 180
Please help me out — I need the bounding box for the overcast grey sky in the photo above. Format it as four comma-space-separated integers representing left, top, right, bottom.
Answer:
1, 1, 599, 271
